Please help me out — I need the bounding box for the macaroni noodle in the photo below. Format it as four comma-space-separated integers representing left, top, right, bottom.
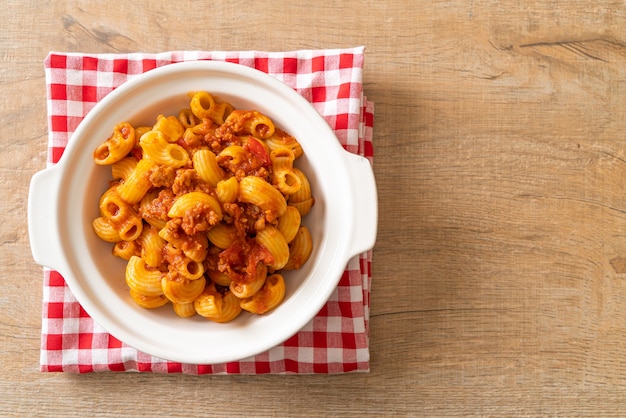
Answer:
92, 91, 315, 322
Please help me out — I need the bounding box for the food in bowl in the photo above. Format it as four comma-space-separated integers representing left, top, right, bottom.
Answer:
91, 91, 314, 322
28, 61, 377, 363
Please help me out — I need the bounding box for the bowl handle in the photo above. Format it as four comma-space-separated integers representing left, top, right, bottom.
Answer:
343, 152, 378, 256
28, 165, 66, 271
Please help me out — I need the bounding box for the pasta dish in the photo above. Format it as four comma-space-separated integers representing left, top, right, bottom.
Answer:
91, 91, 314, 323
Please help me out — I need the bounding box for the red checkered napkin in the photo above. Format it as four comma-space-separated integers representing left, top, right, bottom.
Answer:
41, 47, 374, 374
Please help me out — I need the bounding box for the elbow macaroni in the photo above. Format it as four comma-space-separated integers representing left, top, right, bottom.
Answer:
93, 122, 136, 165
92, 91, 315, 322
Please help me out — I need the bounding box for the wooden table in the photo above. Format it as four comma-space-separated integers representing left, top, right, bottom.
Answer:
3, 1, 626, 416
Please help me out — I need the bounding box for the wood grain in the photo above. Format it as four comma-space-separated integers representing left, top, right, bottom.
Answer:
3, 0, 626, 416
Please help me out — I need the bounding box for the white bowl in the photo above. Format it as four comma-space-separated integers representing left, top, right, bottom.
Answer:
28, 61, 377, 364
